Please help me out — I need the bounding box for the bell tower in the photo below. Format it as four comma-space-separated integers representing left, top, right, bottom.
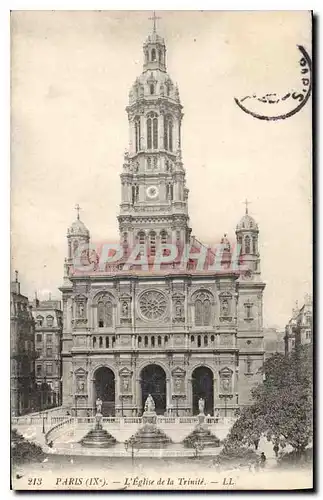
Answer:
118, 13, 191, 255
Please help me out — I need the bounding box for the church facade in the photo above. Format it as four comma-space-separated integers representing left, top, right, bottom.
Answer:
60, 23, 266, 417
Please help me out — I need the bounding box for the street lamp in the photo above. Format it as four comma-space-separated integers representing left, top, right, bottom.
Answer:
120, 395, 124, 417
42, 411, 47, 434
124, 436, 139, 464
172, 395, 180, 417
219, 393, 233, 417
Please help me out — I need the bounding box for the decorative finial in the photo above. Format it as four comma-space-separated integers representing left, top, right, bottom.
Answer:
49, 292, 51, 301
75, 203, 81, 220
15, 270, 18, 282
35, 291, 37, 300
243, 199, 251, 215
148, 11, 161, 33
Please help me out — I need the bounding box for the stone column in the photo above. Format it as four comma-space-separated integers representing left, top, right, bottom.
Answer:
166, 377, 171, 410
159, 114, 164, 149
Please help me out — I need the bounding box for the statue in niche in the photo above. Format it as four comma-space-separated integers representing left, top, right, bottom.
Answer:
122, 301, 129, 317
95, 397, 103, 414
174, 378, 182, 391
123, 378, 129, 392
78, 380, 85, 393
198, 398, 205, 415
144, 394, 155, 413
78, 303, 85, 318
221, 378, 231, 393
175, 301, 183, 318
221, 299, 230, 317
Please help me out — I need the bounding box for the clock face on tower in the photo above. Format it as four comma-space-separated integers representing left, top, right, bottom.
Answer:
146, 186, 159, 199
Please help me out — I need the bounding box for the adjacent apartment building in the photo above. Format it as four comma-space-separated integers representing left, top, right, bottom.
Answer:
32, 297, 63, 409
10, 272, 36, 416
284, 294, 313, 354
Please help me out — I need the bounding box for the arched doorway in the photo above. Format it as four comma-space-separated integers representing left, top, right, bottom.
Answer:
192, 366, 214, 416
140, 365, 166, 415
94, 367, 115, 416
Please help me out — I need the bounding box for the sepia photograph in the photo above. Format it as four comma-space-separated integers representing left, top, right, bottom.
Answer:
10, 10, 313, 491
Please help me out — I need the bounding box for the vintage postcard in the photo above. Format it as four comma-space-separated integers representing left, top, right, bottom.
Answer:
10, 10, 313, 491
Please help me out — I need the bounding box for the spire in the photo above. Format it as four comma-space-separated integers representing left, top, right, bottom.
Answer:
75, 203, 81, 221
244, 198, 251, 215
148, 11, 161, 34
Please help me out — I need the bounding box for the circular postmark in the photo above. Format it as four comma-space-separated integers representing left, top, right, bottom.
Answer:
234, 45, 312, 121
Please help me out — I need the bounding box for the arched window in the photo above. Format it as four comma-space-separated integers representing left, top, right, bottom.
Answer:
112, 336, 116, 347
105, 337, 109, 348
153, 116, 158, 149
151, 48, 156, 61
147, 112, 158, 150
144, 336, 148, 347
252, 236, 257, 254
134, 116, 141, 152
195, 300, 203, 326
204, 300, 211, 326
159, 49, 162, 62
165, 335, 168, 344
161, 230, 167, 245
204, 335, 208, 346
197, 335, 201, 347
149, 232, 156, 256
211, 335, 215, 342
191, 335, 195, 343
138, 231, 145, 256
93, 336, 97, 348
158, 335, 162, 346
194, 292, 213, 326
164, 115, 173, 151
138, 335, 142, 347
36, 315, 44, 327
245, 235, 251, 254
98, 301, 105, 328
151, 336, 155, 347
105, 301, 113, 327
150, 84, 154, 95
46, 315, 54, 327
99, 336, 103, 348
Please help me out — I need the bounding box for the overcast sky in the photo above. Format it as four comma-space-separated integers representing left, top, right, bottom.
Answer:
11, 10, 312, 328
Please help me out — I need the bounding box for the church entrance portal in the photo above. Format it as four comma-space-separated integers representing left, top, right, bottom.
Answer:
140, 365, 166, 415
94, 367, 115, 416
192, 366, 214, 416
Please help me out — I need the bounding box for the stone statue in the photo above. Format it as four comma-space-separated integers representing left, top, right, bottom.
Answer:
95, 397, 102, 414
175, 301, 183, 318
78, 380, 85, 393
221, 299, 229, 316
222, 378, 230, 393
122, 302, 128, 317
198, 397, 205, 415
144, 394, 155, 413
175, 378, 182, 391
123, 378, 129, 391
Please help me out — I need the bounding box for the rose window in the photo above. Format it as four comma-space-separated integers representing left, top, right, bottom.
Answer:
139, 290, 167, 320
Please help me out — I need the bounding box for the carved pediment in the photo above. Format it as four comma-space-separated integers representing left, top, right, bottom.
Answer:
75, 367, 87, 376
171, 366, 186, 378
119, 367, 133, 377
219, 367, 233, 377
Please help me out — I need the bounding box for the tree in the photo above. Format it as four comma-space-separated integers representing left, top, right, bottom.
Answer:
226, 345, 312, 457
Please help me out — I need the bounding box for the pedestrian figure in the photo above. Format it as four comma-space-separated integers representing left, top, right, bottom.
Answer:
260, 452, 266, 469
254, 459, 260, 472
273, 444, 279, 458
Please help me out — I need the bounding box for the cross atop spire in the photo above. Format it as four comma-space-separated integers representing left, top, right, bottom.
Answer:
75, 203, 81, 220
243, 198, 251, 215
148, 11, 161, 33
